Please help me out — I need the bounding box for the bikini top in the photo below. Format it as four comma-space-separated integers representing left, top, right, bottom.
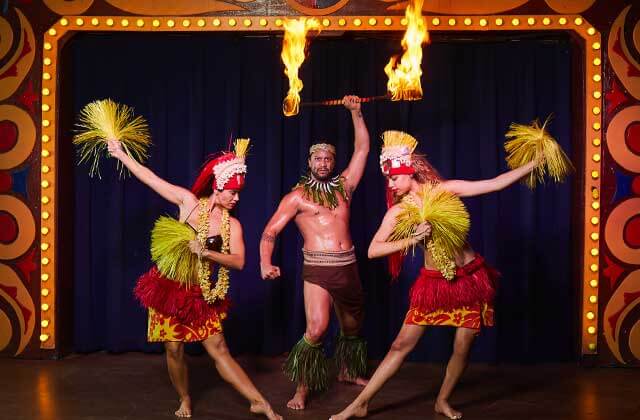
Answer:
185, 223, 223, 252
184, 203, 223, 252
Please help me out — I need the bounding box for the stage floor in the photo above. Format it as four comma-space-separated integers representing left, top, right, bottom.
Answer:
3, 353, 638, 419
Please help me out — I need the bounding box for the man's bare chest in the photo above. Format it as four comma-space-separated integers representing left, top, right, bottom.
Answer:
297, 197, 350, 222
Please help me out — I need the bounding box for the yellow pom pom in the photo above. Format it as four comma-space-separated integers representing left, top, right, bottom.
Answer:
73, 99, 151, 178
150, 217, 198, 286
389, 184, 470, 278
504, 116, 573, 189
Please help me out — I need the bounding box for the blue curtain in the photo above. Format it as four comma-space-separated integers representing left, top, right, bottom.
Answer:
67, 32, 576, 362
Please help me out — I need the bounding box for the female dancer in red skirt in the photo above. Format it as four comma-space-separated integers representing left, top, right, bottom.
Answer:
107, 139, 281, 420
332, 130, 541, 420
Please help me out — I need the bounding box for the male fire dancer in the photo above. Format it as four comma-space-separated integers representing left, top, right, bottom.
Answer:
260, 95, 370, 410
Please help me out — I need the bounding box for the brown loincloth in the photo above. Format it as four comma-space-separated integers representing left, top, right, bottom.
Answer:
302, 261, 364, 325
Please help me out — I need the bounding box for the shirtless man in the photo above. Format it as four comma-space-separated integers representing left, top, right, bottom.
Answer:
260, 95, 370, 410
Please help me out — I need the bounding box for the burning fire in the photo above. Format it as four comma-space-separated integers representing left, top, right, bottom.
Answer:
281, 18, 321, 117
384, 0, 429, 101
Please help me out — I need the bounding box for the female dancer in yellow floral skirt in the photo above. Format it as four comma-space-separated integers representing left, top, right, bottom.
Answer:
107, 138, 281, 420
332, 126, 569, 420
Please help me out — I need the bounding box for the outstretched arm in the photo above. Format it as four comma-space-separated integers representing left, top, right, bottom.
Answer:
107, 139, 193, 206
259, 192, 300, 279
190, 218, 245, 270
440, 161, 537, 198
368, 205, 431, 259
340, 95, 370, 193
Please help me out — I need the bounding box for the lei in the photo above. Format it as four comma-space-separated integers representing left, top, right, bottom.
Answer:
196, 198, 231, 303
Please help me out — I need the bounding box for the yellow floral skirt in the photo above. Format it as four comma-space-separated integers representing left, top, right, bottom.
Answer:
404, 302, 494, 329
147, 307, 224, 342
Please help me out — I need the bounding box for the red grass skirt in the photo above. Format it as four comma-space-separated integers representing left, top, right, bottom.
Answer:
133, 266, 229, 342
404, 255, 498, 329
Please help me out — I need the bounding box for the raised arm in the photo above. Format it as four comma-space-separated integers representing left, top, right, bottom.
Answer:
107, 139, 193, 206
189, 217, 245, 270
440, 160, 537, 198
259, 192, 300, 279
340, 95, 370, 193
368, 205, 431, 259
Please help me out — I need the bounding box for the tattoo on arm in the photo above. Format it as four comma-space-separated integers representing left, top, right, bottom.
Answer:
356, 111, 363, 118
261, 233, 276, 243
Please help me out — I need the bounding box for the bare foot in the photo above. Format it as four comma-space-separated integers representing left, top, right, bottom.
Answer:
330, 400, 368, 420
337, 373, 369, 387
435, 399, 462, 419
175, 396, 192, 418
286, 384, 308, 410
250, 400, 283, 420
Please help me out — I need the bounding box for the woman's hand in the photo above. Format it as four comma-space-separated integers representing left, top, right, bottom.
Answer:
188, 239, 203, 257
411, 221, 432, 244
107, 138, 125, 160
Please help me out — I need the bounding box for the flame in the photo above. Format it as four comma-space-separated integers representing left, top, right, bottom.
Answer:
281, 18, 321, 116
384, 0, 429, 101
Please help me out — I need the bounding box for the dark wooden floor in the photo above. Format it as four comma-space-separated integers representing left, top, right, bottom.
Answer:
3, 353, 639, 420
